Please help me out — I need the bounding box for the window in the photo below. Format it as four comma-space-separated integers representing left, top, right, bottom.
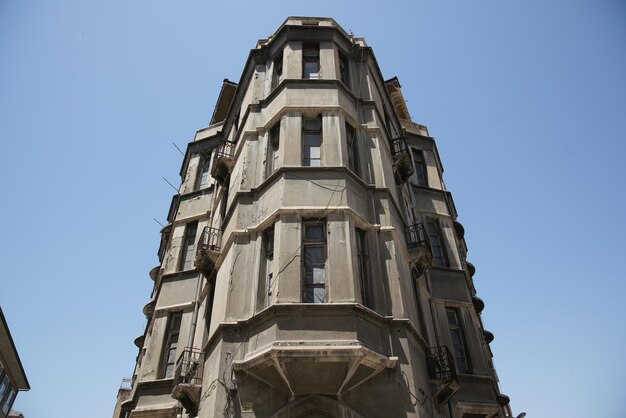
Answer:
346, 122, 360, 176
196, 152, 212, 190
0, 384, 15, 416
411, 269, 428, 338
303, 43, 320, 79
425, 218, 448, 267
179, 221, 198, 271
303, 222, 326, 303
263, 226, 275, 306
339, 52, 350, 87
271, 53, 283, 90
303, 117, 322, 167
412, 148, 428, 187
266, 122, 280, 178
446, 308, 471, 374
161, 312, 183, 378
0, 374, 9, 408
356, 228, 372, 309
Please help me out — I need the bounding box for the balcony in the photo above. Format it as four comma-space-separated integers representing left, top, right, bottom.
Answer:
472, 295, 485, 314
425, 346, 460, 404
390, 136, 414, 184
172, 347, 204, 416
195, 226, 222, 277
466, 261, 476, 277
405, 223, 433, 275
210, 139, 235, 186
483, 330, 494, 344
453, 220, 465, 239
142, 299, 155, 320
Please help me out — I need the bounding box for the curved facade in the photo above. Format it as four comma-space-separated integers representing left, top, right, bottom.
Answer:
114, 17, 513, 418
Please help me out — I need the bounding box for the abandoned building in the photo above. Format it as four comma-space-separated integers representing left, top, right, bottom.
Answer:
113, 17, 514, 418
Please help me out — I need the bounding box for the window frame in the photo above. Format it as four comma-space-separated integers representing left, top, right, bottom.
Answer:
446, 307, 472, 374
263, 225, 275, 306
160, 312, 183, 379
411, 147, 428, 187
346, 122, 360, 176
195, 151, 212, 190
271, 53, 283, 90
266, 122, 280, 178
302, 43, 320, 80
425, 217, 448, 267
179, 221, 198, 271
302, 116, 322, 167
355, 228, 372, 309
339, 51, 350, 88
302, 221, 327, 303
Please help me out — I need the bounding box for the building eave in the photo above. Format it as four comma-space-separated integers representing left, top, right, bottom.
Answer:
0, 308, 30, 390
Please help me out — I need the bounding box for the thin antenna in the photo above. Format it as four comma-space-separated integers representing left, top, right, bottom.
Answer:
153, 218, 165, 227
162, 177, 179, 192
172, 142, 185, 156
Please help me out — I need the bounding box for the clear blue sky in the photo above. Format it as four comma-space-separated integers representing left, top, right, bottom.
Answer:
1, 1, 625, 417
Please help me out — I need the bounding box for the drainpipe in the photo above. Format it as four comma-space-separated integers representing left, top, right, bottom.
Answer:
186, 274, 204, 349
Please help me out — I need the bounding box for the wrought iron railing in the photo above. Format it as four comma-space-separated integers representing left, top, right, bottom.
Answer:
426, 346, 457, 382
405, 223, 430, 249
197, 226, 222, 255
215, 139, 235, 160
390, 135, 409, 158
174, 347, 204, 386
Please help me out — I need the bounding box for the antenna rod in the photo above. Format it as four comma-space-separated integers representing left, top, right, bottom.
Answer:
162, 177, 179, 192
172, 142, 185, 156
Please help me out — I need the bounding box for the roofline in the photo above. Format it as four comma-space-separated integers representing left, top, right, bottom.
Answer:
0, 307, 30, 390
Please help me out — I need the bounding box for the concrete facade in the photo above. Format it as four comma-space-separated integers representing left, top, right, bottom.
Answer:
114, 17, 512, 418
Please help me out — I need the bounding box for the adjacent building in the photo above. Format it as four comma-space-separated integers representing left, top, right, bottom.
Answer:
114, 17, 513, 418
0, 308, 30, 418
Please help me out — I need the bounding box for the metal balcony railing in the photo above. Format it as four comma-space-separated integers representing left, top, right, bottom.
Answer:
426, 346, 457, 382
174, 347, 204, 386
390, 135, 409, 158
197, 226, 222, 255
215, 139, 235, 160
195, 226, 222, 276
406, 223, 433, 274
390, 136, 414, 184
211, 140, 236, 185
405, 223, 430, 249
